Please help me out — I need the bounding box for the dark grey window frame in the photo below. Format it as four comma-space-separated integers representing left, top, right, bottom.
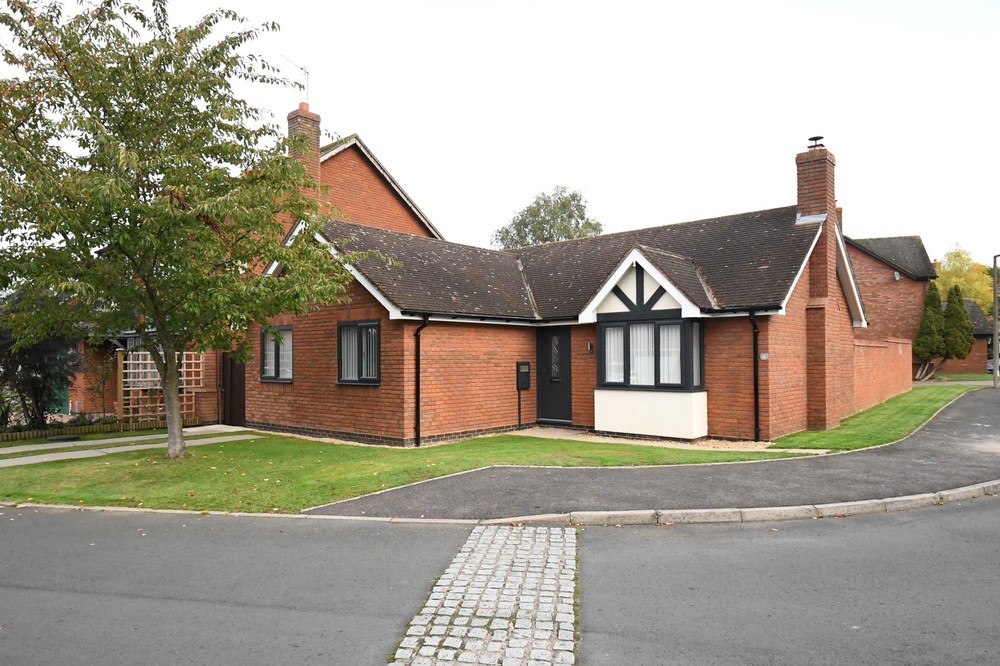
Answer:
597, 311, 704, 391
338, 320, 381, 385
260, 325, 293, 383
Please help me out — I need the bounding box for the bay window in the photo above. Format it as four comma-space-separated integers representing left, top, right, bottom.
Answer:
598, 317, 703, 390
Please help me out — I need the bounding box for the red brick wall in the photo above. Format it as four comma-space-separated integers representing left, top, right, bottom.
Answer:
320, 146, 433, 238
762, 263, 811, 439
571, 326, 597, 427
69, 342, 118, 416
847, 245, 928, 342
244, 281, 409, 442
855, 338, 913, 411
244, 280, 542, 444
939, 337, 989, 374
704, 318, 757, 440
416, 322, 537, 439
192, 350, 221, 422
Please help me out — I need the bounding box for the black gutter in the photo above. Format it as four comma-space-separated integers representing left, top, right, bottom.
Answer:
413, 315, 430, 447
749, 311, 761, 442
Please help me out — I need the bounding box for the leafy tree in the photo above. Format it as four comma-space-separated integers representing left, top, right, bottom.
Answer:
0, 302, 77, 430
491, 185, 602, 249
913, 282, 945, 380
934, 246, 993, 315
0, 1, 363, 457
942, 285, 974, 362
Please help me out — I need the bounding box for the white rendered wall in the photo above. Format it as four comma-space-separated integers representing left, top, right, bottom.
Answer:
594, 389, 708, 440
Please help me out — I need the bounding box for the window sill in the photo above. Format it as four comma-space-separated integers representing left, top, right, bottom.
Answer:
597, 385, 705, 393
260, 377, 293, 384
337, 380, 381, 386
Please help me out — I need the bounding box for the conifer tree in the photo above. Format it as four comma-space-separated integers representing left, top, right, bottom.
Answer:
913, 282, 945, 379
943, 285, 974, 361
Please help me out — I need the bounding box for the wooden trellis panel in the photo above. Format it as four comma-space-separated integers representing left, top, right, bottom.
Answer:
119, 351, 204, 422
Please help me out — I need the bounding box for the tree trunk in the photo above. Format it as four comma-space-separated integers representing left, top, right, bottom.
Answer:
915, 360, 938, 381
161, 349, 187, 458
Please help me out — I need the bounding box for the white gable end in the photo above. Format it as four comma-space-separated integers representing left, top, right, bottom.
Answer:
579, 248, 702, 323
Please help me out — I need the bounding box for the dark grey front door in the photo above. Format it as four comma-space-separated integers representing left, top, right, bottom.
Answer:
537, 327, 572, 423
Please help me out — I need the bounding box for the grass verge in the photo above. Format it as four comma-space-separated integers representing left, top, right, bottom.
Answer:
772, 385, 979, 451
933, 373, 992, 382
0, 434, 800, 513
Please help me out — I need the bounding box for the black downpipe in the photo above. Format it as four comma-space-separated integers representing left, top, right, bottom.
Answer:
413, 315, 430, 447
749, 311, 761, 442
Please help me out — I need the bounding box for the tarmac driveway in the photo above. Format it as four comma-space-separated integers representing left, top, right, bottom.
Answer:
306, 388, 1000, 520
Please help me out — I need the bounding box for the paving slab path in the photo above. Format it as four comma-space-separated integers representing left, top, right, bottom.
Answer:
307, 388, 1000, 522
0, 432, 258, 468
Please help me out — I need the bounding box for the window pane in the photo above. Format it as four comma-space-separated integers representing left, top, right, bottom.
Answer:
605, 326, 624, 383
263, 336, 275, 377
278, 329, 293, 379
692, 322, 702, 386
630, 323, 655, 386
551, 335, 561, 380
340, 327, 358, 381
659, 324, 681, 384
360, 326, 379, 380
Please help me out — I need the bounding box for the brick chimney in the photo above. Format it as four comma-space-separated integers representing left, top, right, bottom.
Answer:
287, 102, 321, 186
796, 138, 836, 220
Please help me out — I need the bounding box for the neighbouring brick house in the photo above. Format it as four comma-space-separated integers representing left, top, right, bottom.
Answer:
843, 235, 937, 381
845, 236, 937, 342
246, 112, 917, 445
938, 300, 992, 374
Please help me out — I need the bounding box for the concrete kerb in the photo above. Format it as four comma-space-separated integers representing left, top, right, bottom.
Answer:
3, 481, 999, 527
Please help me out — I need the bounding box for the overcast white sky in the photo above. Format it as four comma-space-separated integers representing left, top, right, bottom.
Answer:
32, 2, 1000, 264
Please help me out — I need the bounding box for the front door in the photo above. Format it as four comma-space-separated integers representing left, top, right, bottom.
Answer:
537, 327, 572, 423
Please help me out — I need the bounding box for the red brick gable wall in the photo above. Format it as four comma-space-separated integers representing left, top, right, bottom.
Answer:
320, 146, 434, 238
847, 245, 928, 342
761, 262, 811, 439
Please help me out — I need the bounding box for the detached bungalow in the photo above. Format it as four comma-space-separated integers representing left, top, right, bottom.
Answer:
246, 108, 914, 445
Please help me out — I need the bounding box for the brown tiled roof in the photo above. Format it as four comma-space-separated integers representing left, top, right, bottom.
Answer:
322, 206, 820, 320
324, 221, 538, 319
846, 236, 936, 280
513, 206, 817, 318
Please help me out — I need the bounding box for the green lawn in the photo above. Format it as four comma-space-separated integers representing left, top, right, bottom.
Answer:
772, 385, 979, 451
0, 434, 800, 513
934, 373, 993, 382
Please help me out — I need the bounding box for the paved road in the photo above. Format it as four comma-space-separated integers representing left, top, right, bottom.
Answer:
580, 496, 1000, 665
0, 508, 469, 665
3, 500, 1000, 665
308, 389, 1000, 520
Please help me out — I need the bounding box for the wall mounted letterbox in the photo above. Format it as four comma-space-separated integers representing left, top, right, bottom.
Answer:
516, 362, 531, 390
